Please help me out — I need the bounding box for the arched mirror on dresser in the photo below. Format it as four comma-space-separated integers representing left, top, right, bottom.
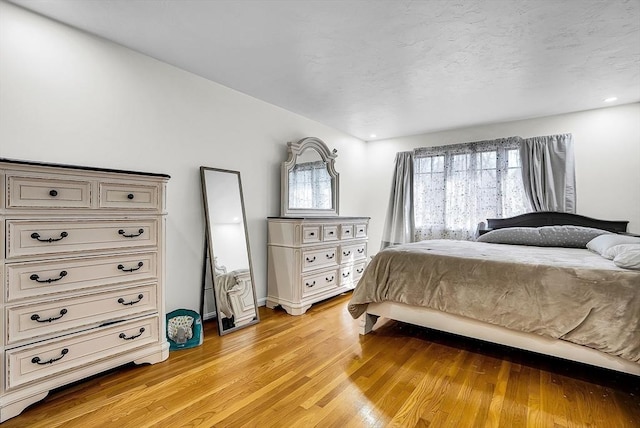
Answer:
281, 136, 339, 217
200, 167, 259, 335
267, 137, 370, 315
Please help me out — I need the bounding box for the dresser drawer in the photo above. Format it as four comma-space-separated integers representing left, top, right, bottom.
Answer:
301, 246, 338, 272
99, 182, 160, 210
353, 261, 366, 284
339, 261, 366, 287
323, 225, 339, 241
6, 284, 157, 344
339, 266, 354, 286
301, 269, 338, 298
6, 252, 157, 302
6, 219, 158, 259
5, 316, 159, 389
302, 226, 321, 244
340, 224, 354, 240
355, 224, 368, 239
340, 242, 367, 264
6, 175, 92, 209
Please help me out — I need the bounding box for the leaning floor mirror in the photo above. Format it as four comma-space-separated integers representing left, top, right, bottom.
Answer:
200, 167, 259, 335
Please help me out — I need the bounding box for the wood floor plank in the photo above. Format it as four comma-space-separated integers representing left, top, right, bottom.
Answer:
485, 358, 511, 427
2, 293, 638, 427
525, 363, 544, 427
387, 356, 461, 426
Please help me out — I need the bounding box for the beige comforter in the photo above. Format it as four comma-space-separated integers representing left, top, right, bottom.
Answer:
348, 240, 640, 362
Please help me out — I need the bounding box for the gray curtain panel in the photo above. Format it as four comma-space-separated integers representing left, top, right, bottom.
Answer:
380, 151, 415, 249
520, 133, 576, 213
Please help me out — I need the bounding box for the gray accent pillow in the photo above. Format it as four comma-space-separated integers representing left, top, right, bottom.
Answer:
586, 234, 640, 256
476, 225, 610, 248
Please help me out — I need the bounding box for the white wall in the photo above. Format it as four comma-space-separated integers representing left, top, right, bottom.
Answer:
366, 103, 640, 254
0, 2, 368, 312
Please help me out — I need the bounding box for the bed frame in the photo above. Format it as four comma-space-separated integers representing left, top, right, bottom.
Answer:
360, 211, 640, 376
484, 211, 628, 233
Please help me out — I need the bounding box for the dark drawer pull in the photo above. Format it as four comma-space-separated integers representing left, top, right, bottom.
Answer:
31, 308, 68, 323
358, 229, 364, 233
118, 228, 144, 238
118, 294, 144, 306
31, 231, 68, 243
309, 232, 315, 236
30, 270, 67, 283
127, 193, 135, 200
344, 230, 351, 234
32, 348, 69, 365
342, 272, 351, 278
328, 231, 334, 235
49, 189, 58, 197
357, 248, 365, 254
305, 256, 316, 263
343, 251, 351, 256
326, 275, 334, 282
117, 262, 144, 272
357, 268, 364, 274
305, 280, 316, 288
326, 253, 335, 259
119, 327, 145, 341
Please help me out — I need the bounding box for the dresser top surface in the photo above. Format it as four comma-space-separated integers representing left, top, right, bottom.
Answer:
0, 157, 170, 179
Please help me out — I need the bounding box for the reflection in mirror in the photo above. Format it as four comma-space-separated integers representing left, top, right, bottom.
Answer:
200, 167, 259, 335
281, 137, 339, 217
288, 148, 332, 210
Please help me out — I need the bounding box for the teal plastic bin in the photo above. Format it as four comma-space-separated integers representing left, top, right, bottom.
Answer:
166, 309, 203, 351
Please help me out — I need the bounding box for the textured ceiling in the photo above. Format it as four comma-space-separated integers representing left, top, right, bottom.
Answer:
10, 0, 640, 141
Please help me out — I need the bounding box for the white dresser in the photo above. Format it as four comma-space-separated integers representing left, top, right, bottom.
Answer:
267, 217, 369, 315
0, 158, 170, 422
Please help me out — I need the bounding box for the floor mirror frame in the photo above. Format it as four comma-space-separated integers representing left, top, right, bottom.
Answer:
200, 166, 260, 336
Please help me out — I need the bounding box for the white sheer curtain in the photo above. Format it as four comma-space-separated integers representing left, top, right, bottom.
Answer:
520, 133, 576, 213
288, 161, 332, 209
414, 137, 529, 241
380, 152, 414, 249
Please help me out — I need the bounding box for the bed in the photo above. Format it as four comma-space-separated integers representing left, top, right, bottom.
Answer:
348, 212, 640, 375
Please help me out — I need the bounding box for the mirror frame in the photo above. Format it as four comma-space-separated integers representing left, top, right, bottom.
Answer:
200, 166, 260, 335
281, 137, 339, 217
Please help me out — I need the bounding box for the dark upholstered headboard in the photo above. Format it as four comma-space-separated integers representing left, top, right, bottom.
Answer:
485, 212, 628, 233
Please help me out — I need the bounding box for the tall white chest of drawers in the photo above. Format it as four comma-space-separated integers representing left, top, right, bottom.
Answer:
0, 158, 170, 422
267, 217, 369, 315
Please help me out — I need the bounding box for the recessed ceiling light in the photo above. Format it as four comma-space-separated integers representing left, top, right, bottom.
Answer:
604, 97, 618, 103
369, 134, 377, 139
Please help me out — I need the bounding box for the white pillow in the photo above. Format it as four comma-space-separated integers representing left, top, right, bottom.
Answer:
613, 248, 640, 270
586, 234, 640, 256
603, 243, 640, 260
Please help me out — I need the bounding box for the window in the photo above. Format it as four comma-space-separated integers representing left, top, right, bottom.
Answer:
413, 138, 528, 241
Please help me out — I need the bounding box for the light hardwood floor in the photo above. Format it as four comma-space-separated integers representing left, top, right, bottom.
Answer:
3, 293, 639, 427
